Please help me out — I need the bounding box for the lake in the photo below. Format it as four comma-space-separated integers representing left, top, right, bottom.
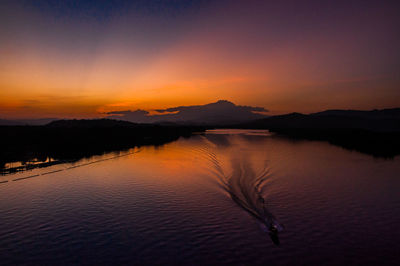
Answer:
0, 129, 399, 265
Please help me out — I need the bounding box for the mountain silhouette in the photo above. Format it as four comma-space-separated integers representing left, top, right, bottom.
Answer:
107, 100, 268, 125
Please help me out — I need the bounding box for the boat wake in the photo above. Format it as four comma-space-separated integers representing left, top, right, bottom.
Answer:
199, 135, 284, 245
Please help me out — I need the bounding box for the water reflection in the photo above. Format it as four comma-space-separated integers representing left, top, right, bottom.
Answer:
1, 130, 400, 265
2, 130, 285, 245
1, 149, 141, 182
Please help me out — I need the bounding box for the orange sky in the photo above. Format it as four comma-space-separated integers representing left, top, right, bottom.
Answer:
1, 0, 399, 118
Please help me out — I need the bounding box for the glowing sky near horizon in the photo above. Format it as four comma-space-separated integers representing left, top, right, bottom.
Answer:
1, 0, 399, 118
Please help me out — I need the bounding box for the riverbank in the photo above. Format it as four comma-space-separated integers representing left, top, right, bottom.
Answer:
0, 119, 204, 174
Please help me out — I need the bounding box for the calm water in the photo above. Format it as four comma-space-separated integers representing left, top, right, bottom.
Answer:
1, 129, 399, 265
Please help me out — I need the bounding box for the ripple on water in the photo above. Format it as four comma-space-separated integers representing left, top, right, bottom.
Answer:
0, 130, 399, 265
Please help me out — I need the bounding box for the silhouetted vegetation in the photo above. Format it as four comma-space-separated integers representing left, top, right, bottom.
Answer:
2, 107, 400, 174
0, 119, 204, 174
238, 108, 400, 158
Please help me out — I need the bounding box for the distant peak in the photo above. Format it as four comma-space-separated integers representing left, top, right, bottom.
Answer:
214, 100, 234, 105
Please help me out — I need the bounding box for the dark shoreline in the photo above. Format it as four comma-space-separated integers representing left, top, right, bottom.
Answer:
2, 110, 400, 175
268, 128, 400, 158
234, 110, 400, 158
0, 120, 205, 174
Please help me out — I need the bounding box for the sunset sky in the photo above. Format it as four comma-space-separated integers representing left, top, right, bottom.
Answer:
1, 0, 399, 118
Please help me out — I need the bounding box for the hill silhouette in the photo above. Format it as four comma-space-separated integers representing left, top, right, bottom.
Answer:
47, 119, 141, 128
2, 107, 400, 174
0, 118, 58, 126
107, 100, 268, 125
238, 108, 400, 157
241, 108, 400, 132
0, 119, 204, 174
